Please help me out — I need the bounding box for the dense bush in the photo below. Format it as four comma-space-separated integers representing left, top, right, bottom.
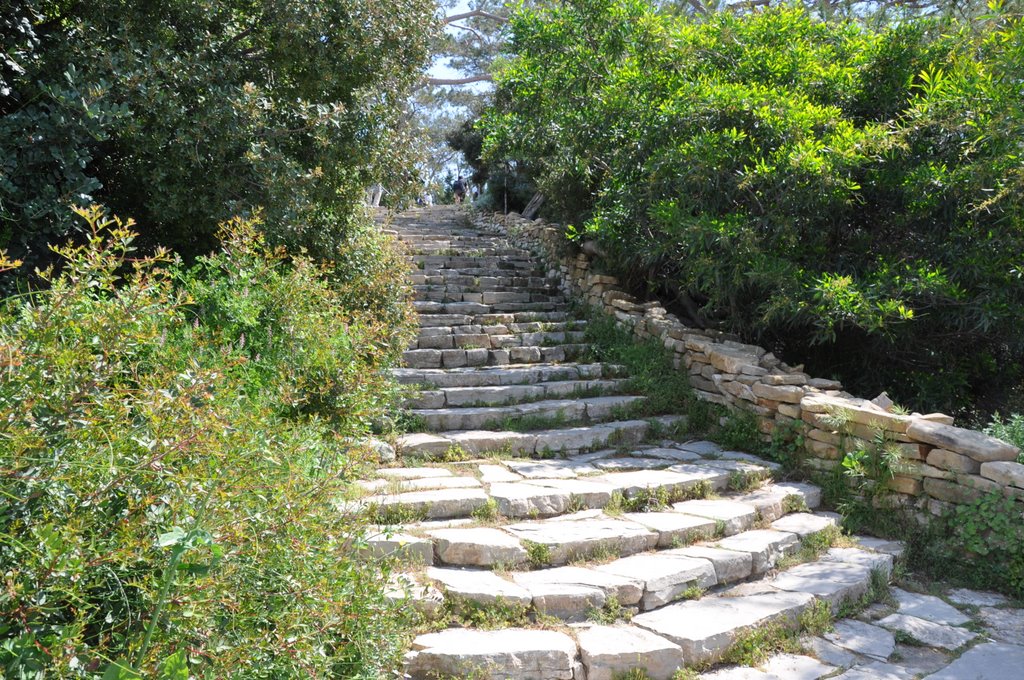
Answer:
483, 1, 1024, 415
0, 208, 413, 678
0, 0, 435, 275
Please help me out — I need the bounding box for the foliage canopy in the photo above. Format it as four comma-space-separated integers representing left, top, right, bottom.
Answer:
483, 0, 1024, 414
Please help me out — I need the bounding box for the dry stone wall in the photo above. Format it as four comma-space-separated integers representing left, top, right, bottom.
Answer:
474, 211, 1024, 519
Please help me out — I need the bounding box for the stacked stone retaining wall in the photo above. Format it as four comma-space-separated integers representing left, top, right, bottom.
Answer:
473, 210, 1024, 519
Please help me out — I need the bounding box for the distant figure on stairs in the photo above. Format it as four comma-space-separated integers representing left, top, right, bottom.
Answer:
366, 183, 384, 207
453, 176, 466, 204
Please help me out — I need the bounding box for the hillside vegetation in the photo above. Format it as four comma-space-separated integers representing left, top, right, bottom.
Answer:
1, 1, 429, 677
483, 0, 1024, 417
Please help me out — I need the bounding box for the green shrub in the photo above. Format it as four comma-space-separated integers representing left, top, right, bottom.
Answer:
484, 2, 1024, 416
0, 207, 412, 678
984, 413, 1024, 463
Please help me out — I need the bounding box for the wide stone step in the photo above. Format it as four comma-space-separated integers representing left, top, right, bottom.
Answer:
417, 311, 572, 327
414, 320, 586, 341
411, 395, 646, 431
396, 416, 684, 458
409, 274, 559, 289
409, 254, 538, 270
402, 344, 589, 369
392, 362, 624, 388
402, 542, 898, 679
409, 330, 586, 351
413, 297, 564, 311
404, 378, 629, 409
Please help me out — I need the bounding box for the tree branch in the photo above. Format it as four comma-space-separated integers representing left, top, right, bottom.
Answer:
427, 74, 494, 86
444, 10, 508, 25
447, 22, 487, 42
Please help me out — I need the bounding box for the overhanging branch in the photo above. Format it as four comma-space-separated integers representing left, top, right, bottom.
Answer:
444, 10, 508, 24
427, 74, 494, 86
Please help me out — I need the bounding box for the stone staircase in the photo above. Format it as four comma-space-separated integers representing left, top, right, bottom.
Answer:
354, 206, 1015, 680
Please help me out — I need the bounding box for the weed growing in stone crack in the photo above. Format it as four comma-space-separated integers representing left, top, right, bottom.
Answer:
798, 599, 834, 636
836, 567, 896, 618
727, 470, 762, 492
566, 494, 588, 513
782, 494, 809, 514
471, 498, 500, 524
714, 410, 763, 453
443, 597, 530, 630
523, 540, 552, 568
721, 620, 800, 666
486, 412, 569, 432
367, 501, 428, 526
673, 584, 705, 602
777, 526, 843, 570
612, 670, 655, 680
605, 491, 626, 516
587, 595, 632, 625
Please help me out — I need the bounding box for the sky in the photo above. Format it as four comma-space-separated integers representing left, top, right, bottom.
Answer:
430, 0, 475, 81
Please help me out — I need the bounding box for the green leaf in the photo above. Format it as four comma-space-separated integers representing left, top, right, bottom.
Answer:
158, 650, 189, 680
102, 661, 141, 680
157, 527, 187, 548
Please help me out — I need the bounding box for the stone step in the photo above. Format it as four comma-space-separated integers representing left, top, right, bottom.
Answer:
413, 297, 564, 311
402, 344, 589, 369
409, 330, 585, 351
417, 311, 572, 327
410, 395, 645, 432
392, 362, 625, 389
402, 542, 898, 679
396, 416, 684, 458
409, 254, 538, 270
409, 274, 559, 289
404, 378, 629, 409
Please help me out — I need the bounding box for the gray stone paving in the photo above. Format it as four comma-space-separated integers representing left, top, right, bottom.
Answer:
380, 208, 1024, 680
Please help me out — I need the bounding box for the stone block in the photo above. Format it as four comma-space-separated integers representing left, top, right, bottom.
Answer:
578, 625, 683, 680
980, 461, 1024, 488
406, 628, 577, 680
926, 448, 981, 474
907, 419, 1019, 462
752, 382, 806, 403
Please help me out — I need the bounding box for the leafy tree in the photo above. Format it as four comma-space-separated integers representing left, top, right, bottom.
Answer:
0, 0, 436, 274
483, 0, 1024, 415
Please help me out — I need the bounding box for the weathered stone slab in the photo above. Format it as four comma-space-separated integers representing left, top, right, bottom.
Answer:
595, 553, 717, 610
821, 548, 893, 577
891, 588, 970, 625
770, 513, 838, 538
488, 482, 570, 518
977, 606, 1024, 645
428, 527, 527, 567
761, 653, 835, 680
831, 661, 913, 680
674, 440, 723, 456
946, 588, 1008, 608
509, 566, 642, 606
851, 536, 904, 558
876, 613, 977, 650
377, 467, 453, 480
523, 478, 614, 509
715, 529, 800, 574
669, 545, 753, 583
365, 488, 489, 520
623, 512, 717, 547
516, 581, 605, 621
632, 591, 813, 666
800, 636, 856, 669
364, 531, 434, 565
596, 468, 719, 497
578, 625, 683, 680
504, 458, 589, 478
357, 475, 480, 493
448, 430, 537, 455
672, 499, 759, 535
426, 567, 531, 607
771, 561, 871, 610
396, 432, 452, 455
824, 619, 895, 661
924, 642, 1024, 680
595, 457, 672, 471
980, 460, 1024, 488
906, 419, 1020, 462
504, 517, 658, 566
641, 447, 703, 462
406, 628, 577, 680
478, 463, 522, 483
